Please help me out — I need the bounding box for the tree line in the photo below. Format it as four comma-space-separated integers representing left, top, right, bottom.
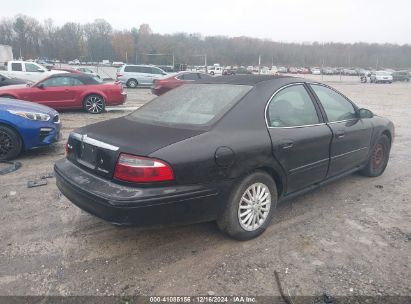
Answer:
1, 15, 411, 69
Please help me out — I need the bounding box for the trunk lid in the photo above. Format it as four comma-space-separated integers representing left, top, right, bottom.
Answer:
67, 116, 204, 179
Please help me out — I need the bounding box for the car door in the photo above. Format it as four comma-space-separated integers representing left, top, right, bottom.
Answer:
24, 62, 47, 82
309, 84, 373, 177
150, 67, 166, 82
27, 76, 76, 108
266, 83, 333, 194
135, 66, 151, 85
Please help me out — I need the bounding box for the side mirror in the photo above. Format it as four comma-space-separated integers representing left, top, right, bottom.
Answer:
37, 68, 45, 73
37, 83, 45, 89
358, 108, 373, 119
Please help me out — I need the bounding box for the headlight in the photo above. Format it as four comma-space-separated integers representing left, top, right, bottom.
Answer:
8, 110, 50, 121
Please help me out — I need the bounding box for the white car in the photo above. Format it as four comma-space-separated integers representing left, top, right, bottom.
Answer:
3, 60, 67, 82
311, 67, 321, 75
208, 66, 223, 76
370, 71, 393, 83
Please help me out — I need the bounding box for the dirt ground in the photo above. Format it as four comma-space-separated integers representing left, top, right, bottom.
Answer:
0, 76, 410, 299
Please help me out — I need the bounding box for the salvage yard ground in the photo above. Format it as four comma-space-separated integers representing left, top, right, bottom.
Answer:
0, 76, 410, 297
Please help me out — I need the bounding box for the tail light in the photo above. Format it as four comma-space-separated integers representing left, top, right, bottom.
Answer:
114, 153, 174, 183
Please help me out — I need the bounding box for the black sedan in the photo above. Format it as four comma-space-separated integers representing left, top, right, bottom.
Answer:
55, 75, 394, 240
0, 73, 30, 87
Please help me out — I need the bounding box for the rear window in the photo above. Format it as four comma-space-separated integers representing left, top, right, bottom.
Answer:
127, 84, 252, 127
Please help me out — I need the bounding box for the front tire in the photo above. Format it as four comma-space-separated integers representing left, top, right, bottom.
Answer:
217, 171, 277, 240
126, 79, 138, 88
0, 125, 22, 160
360, 134, 390, 177
83, 94, 105, 114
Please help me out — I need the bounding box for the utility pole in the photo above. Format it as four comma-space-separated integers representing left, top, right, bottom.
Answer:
258, 55, 261, 74
205, 55, 208, 73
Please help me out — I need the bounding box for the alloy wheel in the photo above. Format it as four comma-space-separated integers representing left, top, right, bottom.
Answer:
238, 182, 272, 231
0, 130, 13, 158
85, 96, 104, 114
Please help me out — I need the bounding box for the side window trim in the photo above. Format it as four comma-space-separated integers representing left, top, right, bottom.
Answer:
307, 82, 359, 123
264, 83, 325, 129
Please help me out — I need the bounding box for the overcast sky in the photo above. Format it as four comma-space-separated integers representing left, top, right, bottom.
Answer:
4, 0, 411, 44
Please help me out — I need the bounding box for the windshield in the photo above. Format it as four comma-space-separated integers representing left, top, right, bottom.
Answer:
0, 73, 10, 79
128, 84, 252, 127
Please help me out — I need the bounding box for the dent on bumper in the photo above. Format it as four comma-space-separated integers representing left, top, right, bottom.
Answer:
54, 159, 222, 225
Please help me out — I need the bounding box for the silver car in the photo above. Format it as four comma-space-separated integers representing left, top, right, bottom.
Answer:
116, 65, 167, 88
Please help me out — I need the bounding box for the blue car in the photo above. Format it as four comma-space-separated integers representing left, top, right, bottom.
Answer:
0, 98, 61, 160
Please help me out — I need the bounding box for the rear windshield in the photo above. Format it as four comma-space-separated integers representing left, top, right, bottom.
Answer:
127, 84, 252, 127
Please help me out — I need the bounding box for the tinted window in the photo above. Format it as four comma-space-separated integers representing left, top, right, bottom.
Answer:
199, 73, 213, 79
128, 84, 252, 126
311, 84, 356, 122
181, 73, 200, 81
151, 67, 164, 75
124, 66, 138, 73
140, 67, 153, 74
11, 63, 23, 71
41, 77, 74, 87
267, 84, 319, 127
25, 63, 42, 72
72, 78, 84, 86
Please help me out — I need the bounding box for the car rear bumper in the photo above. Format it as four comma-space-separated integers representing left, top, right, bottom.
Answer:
54, 159, 224, 226
150, 87, 169, 96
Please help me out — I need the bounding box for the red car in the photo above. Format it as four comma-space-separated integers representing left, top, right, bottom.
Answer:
151, 71, 213, 96
0, 73, 127, 114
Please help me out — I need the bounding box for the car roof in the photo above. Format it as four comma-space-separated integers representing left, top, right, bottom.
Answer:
194, 74, 294, 85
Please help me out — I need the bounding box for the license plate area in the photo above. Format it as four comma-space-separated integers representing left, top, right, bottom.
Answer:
78, 143, 98, 168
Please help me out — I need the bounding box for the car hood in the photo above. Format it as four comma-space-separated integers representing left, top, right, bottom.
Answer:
0, 98, 57, 115
73, 116, 205, 156
0, 84, 28, 91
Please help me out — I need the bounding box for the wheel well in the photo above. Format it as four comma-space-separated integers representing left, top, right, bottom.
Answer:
382, 130, 392, 144
127, 78, 138, 83
0, 122, 24, 150
0, 95, 17, 99
256, 166, 284, 197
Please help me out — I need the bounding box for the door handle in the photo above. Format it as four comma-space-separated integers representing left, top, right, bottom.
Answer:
335, 130, 345, 139
280, 141, 294, 150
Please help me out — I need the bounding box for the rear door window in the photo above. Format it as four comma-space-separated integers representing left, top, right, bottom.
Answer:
128, 84, 252, 127
124, 66, 138, 73
267, 84, 320, 127
11, 63, 23, 71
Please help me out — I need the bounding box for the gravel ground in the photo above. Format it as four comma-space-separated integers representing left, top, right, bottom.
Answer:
0, 76, 410, 299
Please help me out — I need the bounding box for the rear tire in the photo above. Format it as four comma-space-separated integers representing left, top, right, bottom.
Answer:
217, 171, 277, 240
360, 134, 390, 177
0, 125, 22, 160
126, 79, 138, 88
83, 94, 105, 114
